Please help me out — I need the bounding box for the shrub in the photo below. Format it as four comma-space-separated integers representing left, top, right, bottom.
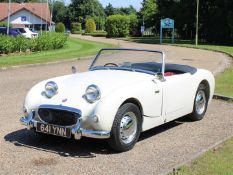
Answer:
55, 22, 65, 33
0, 22, 12, 27
71, 22, 82, 33
105, 15, 130, 38
0, 32, 68, 54
85, 19, 96, 33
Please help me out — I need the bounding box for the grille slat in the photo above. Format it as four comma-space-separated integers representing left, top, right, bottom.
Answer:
38, 108, 79, 126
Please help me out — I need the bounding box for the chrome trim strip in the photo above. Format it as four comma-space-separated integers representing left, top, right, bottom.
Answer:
38, 104, 82, 115
20, 112, 110, 139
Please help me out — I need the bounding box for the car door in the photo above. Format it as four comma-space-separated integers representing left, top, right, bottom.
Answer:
162, 73, 195, 122
140, 78, 164, 131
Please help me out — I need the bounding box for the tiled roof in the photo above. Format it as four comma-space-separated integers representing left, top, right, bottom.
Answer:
0, 3, 51, 23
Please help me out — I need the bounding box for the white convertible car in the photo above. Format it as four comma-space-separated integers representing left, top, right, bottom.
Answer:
20, 48, 215, 152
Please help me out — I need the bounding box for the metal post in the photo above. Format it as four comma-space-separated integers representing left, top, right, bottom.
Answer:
172, 28, 174, 44
45, 0, 48, 31
40, 0, 43, 34
7, 0, 11, 35
160, 21, 162, 44
195, 0, 200, 46
50, 0, 54, 31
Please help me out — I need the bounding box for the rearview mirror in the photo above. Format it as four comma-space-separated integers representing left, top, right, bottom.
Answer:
71, 66, 77, 74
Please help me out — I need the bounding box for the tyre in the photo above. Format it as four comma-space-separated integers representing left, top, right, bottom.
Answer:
189, 84, 208, 121
108, 103, 142, 152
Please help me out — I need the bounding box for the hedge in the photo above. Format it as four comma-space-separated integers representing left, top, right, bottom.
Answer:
0, 22, 12, 27
82, 30, 107, 37
0, 32, 68, 54
105, 15, 130, 38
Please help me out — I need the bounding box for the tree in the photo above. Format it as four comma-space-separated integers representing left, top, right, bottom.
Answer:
118, 5, 137, 15
70, 0, 105, 30
105, 3, 115, 16
156, 0, 233, 44
53, 1, 71, 28
140, 0, 158, 31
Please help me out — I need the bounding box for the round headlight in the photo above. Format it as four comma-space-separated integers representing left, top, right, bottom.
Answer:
84, 85, 101, 103
45, 81, 58, 98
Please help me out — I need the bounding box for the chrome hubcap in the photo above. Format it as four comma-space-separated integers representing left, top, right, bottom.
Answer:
120, 112, 137, 144
195, 90, 206, 115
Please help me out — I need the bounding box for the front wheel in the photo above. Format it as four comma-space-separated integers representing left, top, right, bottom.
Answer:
108, 103, 142, 152
189, 84, 208, 121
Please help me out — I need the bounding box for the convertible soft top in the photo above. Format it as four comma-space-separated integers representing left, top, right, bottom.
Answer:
131, 62, 197, 75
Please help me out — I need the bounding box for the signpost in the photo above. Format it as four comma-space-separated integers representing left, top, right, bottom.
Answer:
160, 18, 175, 44
140, 26, 145, 35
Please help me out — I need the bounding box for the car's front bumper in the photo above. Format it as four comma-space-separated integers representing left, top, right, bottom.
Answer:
20, 112, 110, 140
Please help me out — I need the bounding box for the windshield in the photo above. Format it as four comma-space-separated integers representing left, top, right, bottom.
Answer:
90, 48, 165, 75
17, 28, 26, 33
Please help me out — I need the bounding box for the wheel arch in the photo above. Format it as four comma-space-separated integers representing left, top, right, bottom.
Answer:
199, 79, 210, 101
121, 98, 143, 116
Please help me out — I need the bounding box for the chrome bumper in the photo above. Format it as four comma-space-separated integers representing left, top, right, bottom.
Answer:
20, 112, 110, 139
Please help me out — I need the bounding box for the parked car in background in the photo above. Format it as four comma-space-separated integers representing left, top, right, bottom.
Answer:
29, 28, 39, 34
0, 27, 21, 37
20, 48, 215, 152
13, 27, 38, 38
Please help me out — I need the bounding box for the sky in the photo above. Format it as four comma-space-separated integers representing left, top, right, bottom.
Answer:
65, 0, 143, 11
99, 0, 142, 11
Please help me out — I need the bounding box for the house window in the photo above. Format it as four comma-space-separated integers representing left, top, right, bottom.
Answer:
21, 16, 27, 22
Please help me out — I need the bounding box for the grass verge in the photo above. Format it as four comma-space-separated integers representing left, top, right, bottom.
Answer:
124, 37, 233, 97
0, 37, 113, 68
171, 138, 233, 175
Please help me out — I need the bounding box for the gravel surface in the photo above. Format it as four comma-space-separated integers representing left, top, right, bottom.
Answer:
0, 36, 232, 175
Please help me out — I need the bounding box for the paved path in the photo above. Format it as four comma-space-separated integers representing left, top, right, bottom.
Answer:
0, 35, 232, 175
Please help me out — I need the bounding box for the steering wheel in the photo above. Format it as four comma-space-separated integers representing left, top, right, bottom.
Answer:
104, 63, 118, 67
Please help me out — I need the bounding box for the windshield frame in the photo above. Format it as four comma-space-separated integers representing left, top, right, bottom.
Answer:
89, 48, 165, 75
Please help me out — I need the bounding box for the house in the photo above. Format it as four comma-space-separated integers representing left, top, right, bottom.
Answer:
0, 3, 54, 31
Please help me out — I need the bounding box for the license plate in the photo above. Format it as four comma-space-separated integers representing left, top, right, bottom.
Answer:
36, 123, 71, 138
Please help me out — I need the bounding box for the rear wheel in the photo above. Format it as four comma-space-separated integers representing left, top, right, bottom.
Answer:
189, 84, 208, 121
108, 103, 142, 152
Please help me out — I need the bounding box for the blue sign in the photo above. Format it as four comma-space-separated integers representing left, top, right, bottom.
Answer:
161, 18, 174, 29
160, 18, 175, 44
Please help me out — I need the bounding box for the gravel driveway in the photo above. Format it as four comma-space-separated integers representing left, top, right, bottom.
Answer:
0, 36, 232, 175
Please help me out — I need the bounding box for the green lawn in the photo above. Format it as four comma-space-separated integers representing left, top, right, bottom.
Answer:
172, 138, 233, 175
124, 37, 233, 97
0, 37, 113, 68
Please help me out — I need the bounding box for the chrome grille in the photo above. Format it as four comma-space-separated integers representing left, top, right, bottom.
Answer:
38, 108, 80, 126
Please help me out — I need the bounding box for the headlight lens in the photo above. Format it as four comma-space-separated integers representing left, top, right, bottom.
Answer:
84, 85, 101, 103
45, 81, 58, 98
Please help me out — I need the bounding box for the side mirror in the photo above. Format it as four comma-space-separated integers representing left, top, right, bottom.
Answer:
156, 72, 166, 82
71, 66, 77, 74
